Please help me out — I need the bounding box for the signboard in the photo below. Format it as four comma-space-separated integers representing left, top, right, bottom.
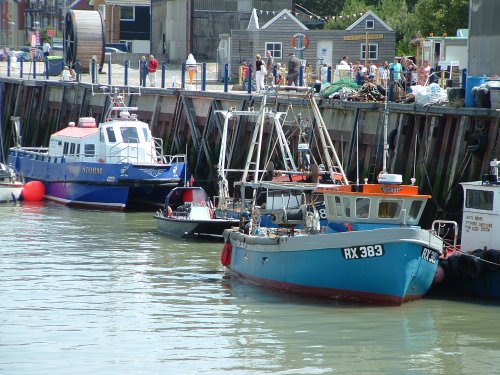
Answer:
344, 34, 384, 41
47, 29, 56, 37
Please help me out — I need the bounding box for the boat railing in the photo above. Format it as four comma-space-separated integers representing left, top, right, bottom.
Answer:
12, 146, 49, 155
109, 141, 139, 163
162, 154, 187, 165
152, 137, 164, 162
431, 220, 459, 256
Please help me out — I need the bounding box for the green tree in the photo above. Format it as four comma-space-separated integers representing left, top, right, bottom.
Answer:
412, 0, 468, 37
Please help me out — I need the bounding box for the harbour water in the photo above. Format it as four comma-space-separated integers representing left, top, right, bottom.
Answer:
1, 202, 500, 374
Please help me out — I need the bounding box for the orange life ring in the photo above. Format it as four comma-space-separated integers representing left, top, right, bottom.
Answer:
220, 242, 232, 266
291, 34, 309, 50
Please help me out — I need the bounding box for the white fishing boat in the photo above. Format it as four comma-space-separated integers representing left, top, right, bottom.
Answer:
0, 162, 23, 202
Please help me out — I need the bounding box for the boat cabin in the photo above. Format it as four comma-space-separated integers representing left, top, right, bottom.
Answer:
460, 160, 500, 250
317, 182, 429, 229
47, 109, 163, 164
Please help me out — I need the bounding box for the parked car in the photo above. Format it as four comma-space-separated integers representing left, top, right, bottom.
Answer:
105, 47, 125, 55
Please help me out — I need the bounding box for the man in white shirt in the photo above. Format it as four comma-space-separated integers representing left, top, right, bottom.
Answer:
42, 41, 51, 58
340, 56, 349, 65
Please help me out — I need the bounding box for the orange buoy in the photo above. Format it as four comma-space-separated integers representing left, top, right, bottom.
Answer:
22, 181, 45, 201
220, 242, 232, 266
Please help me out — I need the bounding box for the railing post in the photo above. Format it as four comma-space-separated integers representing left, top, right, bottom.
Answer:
91, 58, 96, 84
327, 66, 332, 83
389, 67, 394, 102
142, 60, 147, 87
224, 63, 229, 93
108, 58, 112, 85
181, 62, 186, 89
124, 60, 129, 86
20, 60, 23, 78
273, 65, 277, 84
33, 56, 37, 79
299, 65, 304, 86
7, 57, 10, 77
461, 68, 467, 90
161, 62, 166, 88
201, 62, 206, 91
44, 57, 49, 79
248, 64, 253, 93
76, 59, 81, 82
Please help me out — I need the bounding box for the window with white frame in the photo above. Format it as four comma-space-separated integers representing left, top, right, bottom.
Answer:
98, 4, 106, 20
365, 19, 374, 29
120, 6, 134, 21
265, 42, 282, 59
360, 43, 378, 60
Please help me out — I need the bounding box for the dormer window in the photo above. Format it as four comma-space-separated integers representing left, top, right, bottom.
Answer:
366, 19, 374, 29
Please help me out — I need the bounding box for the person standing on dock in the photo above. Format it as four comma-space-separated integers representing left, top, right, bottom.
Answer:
148, 55, 158, 87
286, 52, 300, 86
42, 41, 51, 58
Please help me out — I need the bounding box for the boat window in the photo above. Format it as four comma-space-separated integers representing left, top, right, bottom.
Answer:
378, 200, 402, 219
356, 197, 370, 218
408, 200, 424, 220
142, 128, 150, 142
333, 196, 342, 217
343, 197, 351, 217
120, 127, 139, 143
63, 142, 69, 155
465, 189, 494, 211
84, 144, 95, 157
69, 143, 76, 155
76, 144, 80, 156
106, 127, 117, 143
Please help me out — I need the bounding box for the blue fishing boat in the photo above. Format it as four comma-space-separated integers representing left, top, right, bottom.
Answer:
432, 159, 500, 299
220, 88, 445, 305
8, 87, 188, 210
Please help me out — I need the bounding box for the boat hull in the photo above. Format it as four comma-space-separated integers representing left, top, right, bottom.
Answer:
156, 214, 239, 239
8, 150, 187, 210
223, 227, 443, 305
0, 183, 23, 202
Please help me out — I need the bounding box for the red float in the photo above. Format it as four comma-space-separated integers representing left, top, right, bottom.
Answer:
22, 181, 45, 201
220, 242, 232, 266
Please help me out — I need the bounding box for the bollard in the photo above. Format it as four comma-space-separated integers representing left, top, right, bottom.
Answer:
461, 68, 467, 89
181, 63, 186, 89
224, 63, 229, 93
44, 57, 49, 79
248, 64, 253, 93
201, 63, 206, 91
299, 65, 304, 86
389, 68, 394, 102
161, 62, 166, 88
124, 60, 129, 86
76, 59, 81, 82
327, 66, 332, 83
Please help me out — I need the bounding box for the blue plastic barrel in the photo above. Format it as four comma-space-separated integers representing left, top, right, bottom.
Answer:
465, 76, 488, 107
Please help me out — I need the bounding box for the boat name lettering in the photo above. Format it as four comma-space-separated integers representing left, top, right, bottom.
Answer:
81, 166, 103, 174
341, 244, 384, 260
235, 240, 246, 248
381, 185, 402, 193
463, 214, 492, 233
421, 247, 439, 264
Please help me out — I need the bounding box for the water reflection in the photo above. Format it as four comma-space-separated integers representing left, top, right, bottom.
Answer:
0, 203, 499, 374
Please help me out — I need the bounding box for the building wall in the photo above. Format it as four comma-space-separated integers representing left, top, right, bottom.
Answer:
468, 0, 500, 76
152, 0, 188, 61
